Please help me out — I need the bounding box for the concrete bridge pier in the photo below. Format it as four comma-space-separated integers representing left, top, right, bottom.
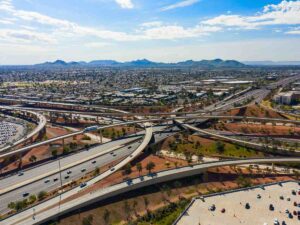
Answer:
203, 169, 208, 182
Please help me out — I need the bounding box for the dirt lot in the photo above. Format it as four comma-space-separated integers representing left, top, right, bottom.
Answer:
224, 105, 285, 118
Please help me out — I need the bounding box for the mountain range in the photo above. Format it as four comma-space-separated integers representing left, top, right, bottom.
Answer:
35, 58, 246, 68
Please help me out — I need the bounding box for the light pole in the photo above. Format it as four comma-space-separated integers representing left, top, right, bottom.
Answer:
32, 208, 35, 220
58, 158, 63, 214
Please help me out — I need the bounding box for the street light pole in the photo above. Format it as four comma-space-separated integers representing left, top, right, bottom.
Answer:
58, 159, 63, 213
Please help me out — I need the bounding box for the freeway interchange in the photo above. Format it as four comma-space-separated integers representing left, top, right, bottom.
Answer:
0, 75, 300, 225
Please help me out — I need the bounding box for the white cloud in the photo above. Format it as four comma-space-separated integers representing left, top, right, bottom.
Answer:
142, 25, 221, 39
161, 0, 200, 11
115, 0, 134, 9
84, 42, 112, 48
203, 0, 300, 29
141, 21, 163, 28
0, 29, 55, 43
0, 0, 221, 43
286, 27, 300, 34
0, 18, 14, 24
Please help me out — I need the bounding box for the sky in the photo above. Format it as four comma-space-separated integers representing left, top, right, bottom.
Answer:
1, 0, 300, 64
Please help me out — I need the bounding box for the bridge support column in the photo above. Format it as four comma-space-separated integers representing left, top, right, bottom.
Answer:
18, 154, 23, 170
62, 138, 65, 149
203, 170, 208, 182
272, 163, 275, 172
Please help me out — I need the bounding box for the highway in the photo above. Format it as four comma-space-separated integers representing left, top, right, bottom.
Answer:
1, 114, 299, 158
0, 125, 178, 213
2, 157, 300, 225
0, 75, 299, 224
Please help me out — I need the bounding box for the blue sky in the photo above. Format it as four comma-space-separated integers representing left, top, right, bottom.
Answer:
0, 0, 300, 64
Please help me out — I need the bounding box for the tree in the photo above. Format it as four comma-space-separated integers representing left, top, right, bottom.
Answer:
38, 191, 47, 201
94, 167, 100, 176
63, 146, 70, 154
82, 215, 93, 225
29, 195, 37, 204
136, 162, 142, 175
123, 163, 132, 175
146, 161, 155, 174
29, 155, 37, 163
215, 141, 225, 154
103, 209, 110, 224
51, 149, 58, 157
8, 202, 16, 210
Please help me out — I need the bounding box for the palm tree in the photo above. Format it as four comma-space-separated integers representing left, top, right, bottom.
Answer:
146, 161, 155, 174
136, 163, 142, 175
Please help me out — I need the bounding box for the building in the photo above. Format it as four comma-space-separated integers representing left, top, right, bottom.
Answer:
273, 91, 300, 105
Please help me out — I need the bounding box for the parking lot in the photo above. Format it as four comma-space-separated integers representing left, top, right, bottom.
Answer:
0, 121, 25, 148
176, 181, 300, 225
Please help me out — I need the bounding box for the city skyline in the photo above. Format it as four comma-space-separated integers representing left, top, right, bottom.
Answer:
1, 0, 300, 64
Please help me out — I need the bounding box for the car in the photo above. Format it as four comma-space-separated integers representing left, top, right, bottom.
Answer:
64, 176, 70, 179
22, 192, 29, 197
110, 152, 114, 155
67, 170, 72, 174
269, 204, 275, 211
113, 154, 117, 157
92, 160, 96, 164
18, 172, 24, 176
110, 168, 115, 171
257, 194, 261, 199
294, 202, 298, 206
280, 196, 284, 200
81, 169, 86, 173
44, 179, 50, 184
245, 203, 250, 209
285, 209, 289, 214
128, 146, 132, 149
126, 179, 133, 185
53, 178, 58, 182
274, 218, 280, 225
80, 183, 87, 188
209, 204, 216, 211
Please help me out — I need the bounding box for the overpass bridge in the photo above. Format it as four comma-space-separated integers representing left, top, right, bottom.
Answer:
2, 157, 300, 225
